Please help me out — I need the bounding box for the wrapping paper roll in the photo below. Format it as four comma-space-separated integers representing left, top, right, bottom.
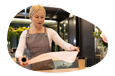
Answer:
27, 51, 78, 64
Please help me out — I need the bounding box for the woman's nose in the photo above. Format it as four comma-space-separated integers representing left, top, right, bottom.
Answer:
38, 18, 42, 21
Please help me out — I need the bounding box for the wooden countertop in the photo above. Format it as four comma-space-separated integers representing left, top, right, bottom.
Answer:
0, 67, 115, 73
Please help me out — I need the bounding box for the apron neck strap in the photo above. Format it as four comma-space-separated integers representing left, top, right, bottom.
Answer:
44, 27, 46, 33
44, 27, 47, 37
27, 29, 29, 37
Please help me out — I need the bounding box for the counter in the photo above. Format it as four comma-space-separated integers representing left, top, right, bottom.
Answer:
0, 67, 115, 73
12, 57, 87, 69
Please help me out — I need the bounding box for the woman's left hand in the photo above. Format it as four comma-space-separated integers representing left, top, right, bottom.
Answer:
70, 45, 80, 53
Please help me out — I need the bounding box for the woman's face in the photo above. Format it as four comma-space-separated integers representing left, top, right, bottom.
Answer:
31, 10, 45, 28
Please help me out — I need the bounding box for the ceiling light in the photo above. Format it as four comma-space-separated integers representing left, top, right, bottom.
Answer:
12, 18, 57, 22
53, 16, 57, 19
12, 18, 31, 21
73, 38, 76, 44
65, 20, 68, 23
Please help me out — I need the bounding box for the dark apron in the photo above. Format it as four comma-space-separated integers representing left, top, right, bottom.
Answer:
25, 27, 54, 71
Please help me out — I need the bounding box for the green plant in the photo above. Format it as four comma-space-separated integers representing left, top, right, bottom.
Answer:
93, 27, 108, 51
7, 26, 15, 43
15, 26, 29, 38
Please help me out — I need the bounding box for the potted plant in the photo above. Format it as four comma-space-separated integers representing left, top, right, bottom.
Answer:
93, 27, 108, 51
7, 26, 15, 51
93, 27, 108, 59
15, 26, 29, 39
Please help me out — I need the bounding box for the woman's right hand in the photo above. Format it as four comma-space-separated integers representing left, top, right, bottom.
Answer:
17, 56, 28, 67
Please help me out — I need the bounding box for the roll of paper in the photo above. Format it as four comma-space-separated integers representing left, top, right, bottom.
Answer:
21, 57, 27, 62
27, 51, 78, 65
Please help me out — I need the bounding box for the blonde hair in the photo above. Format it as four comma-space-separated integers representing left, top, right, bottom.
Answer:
29, 5, 46, 28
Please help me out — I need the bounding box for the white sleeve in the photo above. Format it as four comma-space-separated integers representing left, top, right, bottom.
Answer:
50, 29, 72, 51
15, 30, 27, 58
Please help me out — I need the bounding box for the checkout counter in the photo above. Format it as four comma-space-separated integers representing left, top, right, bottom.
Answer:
0, 52, 115, 73
0, 52, 87, 73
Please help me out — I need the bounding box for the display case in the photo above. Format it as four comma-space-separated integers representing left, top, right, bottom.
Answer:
59, 20, 69, 51
63, 20, 68, 43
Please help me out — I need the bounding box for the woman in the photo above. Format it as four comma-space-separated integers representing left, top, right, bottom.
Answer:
15, 5, 80, 70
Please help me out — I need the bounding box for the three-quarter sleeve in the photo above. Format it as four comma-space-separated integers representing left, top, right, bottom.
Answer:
15, 30, 27, 58
49, 28, 72, 51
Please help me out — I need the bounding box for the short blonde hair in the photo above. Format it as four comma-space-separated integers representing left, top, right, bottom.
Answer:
29, 5, 46, 28
29, 5, 46, 18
